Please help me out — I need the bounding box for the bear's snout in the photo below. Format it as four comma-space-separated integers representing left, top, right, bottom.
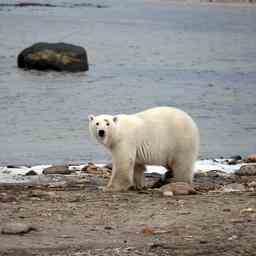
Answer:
98, 130, 105, 138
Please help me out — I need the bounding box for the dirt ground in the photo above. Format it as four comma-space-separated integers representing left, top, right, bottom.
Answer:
0, 170, 256, 256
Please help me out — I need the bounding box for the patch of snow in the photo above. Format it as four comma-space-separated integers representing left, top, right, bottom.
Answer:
195, 159, 243, 174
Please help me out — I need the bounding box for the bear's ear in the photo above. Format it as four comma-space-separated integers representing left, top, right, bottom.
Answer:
113, 116, 118, 123
88, 114, 95, 122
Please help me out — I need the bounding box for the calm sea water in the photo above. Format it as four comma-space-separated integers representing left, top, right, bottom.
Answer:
0, 0, 256, 165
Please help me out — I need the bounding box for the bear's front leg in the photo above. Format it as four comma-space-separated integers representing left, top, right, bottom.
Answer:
104, 145, 135, 192
133, 164, 146, 190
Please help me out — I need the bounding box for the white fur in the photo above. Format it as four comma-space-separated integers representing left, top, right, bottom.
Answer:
88, 107, 200, 192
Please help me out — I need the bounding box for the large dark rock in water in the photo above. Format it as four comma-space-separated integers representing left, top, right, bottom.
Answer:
17, 42, 89, 72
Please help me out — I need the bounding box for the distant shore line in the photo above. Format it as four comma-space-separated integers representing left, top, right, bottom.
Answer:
151, 0, 256, 5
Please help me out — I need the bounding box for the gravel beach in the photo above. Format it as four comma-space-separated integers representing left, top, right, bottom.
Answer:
1, 160, 256, 256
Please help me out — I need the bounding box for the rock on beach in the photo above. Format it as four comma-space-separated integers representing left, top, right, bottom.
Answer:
1, 223, 36, 235
235, 164, 256, 176
161, 182, 196, 196
17, 42, 89, 72
42, 165, 71, 175
244, 154, 256, 163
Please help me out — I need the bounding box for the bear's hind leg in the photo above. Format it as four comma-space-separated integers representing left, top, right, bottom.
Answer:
134, 164, 146, 190
168, 156, 194, 184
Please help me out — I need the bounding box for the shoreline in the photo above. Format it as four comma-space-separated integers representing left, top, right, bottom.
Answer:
0, 157, 253, 185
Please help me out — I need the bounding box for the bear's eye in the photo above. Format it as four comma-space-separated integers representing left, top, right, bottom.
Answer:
96, 122, 99, 126
106, 122, 110, 126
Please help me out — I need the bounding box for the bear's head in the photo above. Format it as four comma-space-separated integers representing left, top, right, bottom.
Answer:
88, 114, 118, 148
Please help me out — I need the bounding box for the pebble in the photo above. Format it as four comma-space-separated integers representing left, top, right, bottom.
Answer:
1, 223, 36, 235
240, 208, 256, 215
226, 155, 242, 165
227, 159, 240, 165
25, 170, 38, 176
0, 193, 16, 202
104, 226, 113, 230
142, 226, 155, 236
228, 235, 238, 241
248, 181, 256, 189
163, 191, 174, 197
244, 154, 256, 163
81, 163, 97, 173
81, 163, 111, 178
230, 155, 242, 161
103, 163, 113, 170
221, 183, 246, 193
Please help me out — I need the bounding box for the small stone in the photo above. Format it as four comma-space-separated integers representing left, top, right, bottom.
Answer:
6, 165, 21, 168
163, 191, 174, 197
1, 223, 36, 235
221, 183, 246, 193
228, 235, 238, 241
87, 165, 98, 173
240, 208, 256, 215
104, 226, 113, 230
244, 154, 256, 163
230, 155, 242, 161
227, 159, 239, 165
103, 163, 112, 170
0, 193, 16, 203
81, 163, 98, 173
223, 208, 231, 212
42, 165, 71, 175
179, 211, 191, 215
248, 181, 256, 188
161, 182, 196, 196
230, 218, 244, 224
142, 226, 155, 236
25, 170, 38, 176
235, 164, 256, 176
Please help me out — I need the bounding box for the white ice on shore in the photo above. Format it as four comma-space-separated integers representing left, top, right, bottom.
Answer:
145, 159, 243, 174
195, 159, 243, 174
0, 165, 51, 176
0, 159, 244, 184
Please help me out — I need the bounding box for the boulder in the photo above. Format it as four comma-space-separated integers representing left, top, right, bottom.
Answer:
235, 164, 256, 176
17, 42, 89, 72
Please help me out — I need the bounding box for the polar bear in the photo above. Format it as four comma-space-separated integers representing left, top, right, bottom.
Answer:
88, 107, 199, 192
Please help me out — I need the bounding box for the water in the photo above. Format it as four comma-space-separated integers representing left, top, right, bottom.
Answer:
0, 0, 256, 165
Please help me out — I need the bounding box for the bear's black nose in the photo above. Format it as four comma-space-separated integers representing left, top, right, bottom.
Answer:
98, 130, 105, 137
